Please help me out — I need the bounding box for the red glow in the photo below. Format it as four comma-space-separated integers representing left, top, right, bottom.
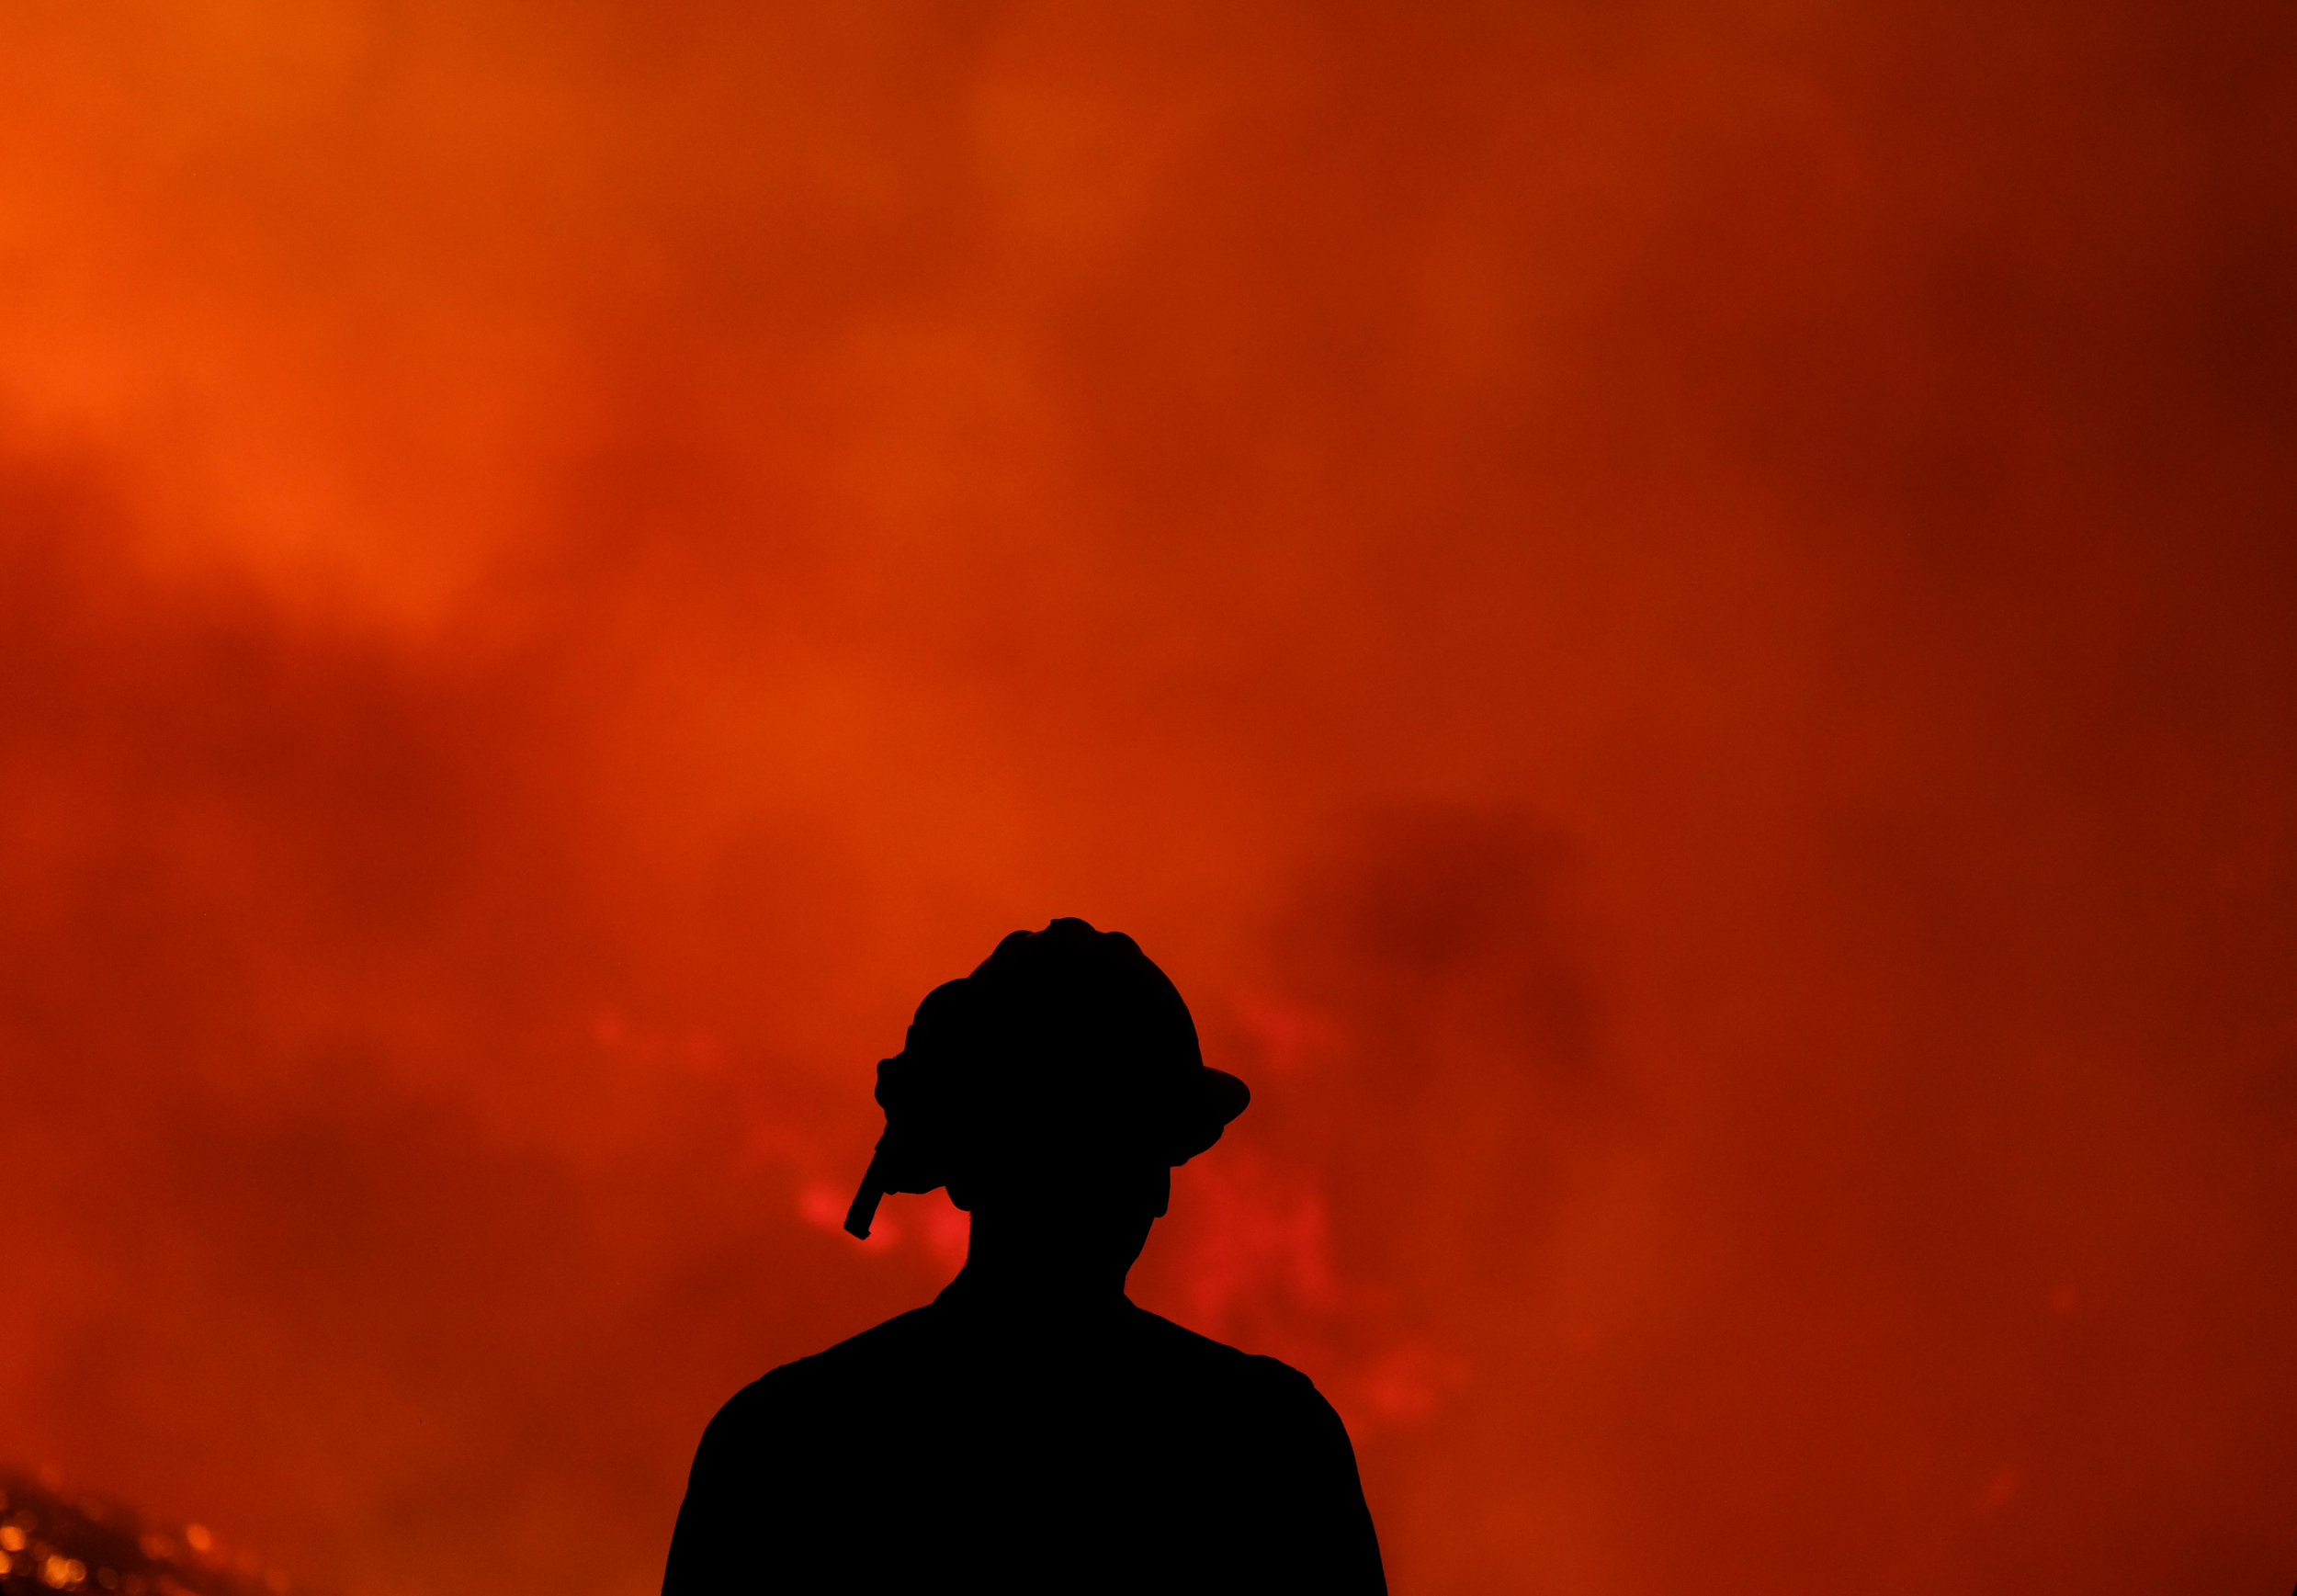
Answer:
3, 3, 2294, 1592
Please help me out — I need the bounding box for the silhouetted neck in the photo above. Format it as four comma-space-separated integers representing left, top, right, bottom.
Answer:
939, 1202, 1153, 1317
935, 1265, 1134, 1330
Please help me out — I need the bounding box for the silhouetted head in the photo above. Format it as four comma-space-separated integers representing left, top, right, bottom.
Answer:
843, 919, 1249, 1279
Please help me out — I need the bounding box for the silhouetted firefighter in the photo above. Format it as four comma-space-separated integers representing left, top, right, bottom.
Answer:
662, 918, 1386, 1594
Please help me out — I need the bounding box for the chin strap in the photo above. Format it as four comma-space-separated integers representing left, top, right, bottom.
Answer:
843, 1145, 891, 1239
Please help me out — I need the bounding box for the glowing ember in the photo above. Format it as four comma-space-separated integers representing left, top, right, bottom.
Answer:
0, 1473, 291, 1596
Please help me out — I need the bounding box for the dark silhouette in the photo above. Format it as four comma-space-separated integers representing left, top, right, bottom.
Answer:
663, 918, 1386, 1594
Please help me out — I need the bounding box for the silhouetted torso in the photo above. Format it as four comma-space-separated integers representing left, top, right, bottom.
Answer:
663, 1272, 1386, 1594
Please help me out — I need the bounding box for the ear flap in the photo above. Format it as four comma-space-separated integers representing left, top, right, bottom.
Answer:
844, 979, 979, 1239
843, 1144, 892, 1239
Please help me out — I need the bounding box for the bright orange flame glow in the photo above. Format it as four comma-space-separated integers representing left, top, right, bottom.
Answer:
2, 3, 2294, 1593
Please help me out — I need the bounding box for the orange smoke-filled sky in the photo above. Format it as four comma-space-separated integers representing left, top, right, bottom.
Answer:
4, 2, 2296, 1593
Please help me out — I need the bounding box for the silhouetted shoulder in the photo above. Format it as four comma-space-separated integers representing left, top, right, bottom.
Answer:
742, 1303, 942, 1394
685, 1304, 934, 1443
668, 1299, 1385, 1594
1118, 1300, 1273, 1364
1118, 1303, 1341, 1403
